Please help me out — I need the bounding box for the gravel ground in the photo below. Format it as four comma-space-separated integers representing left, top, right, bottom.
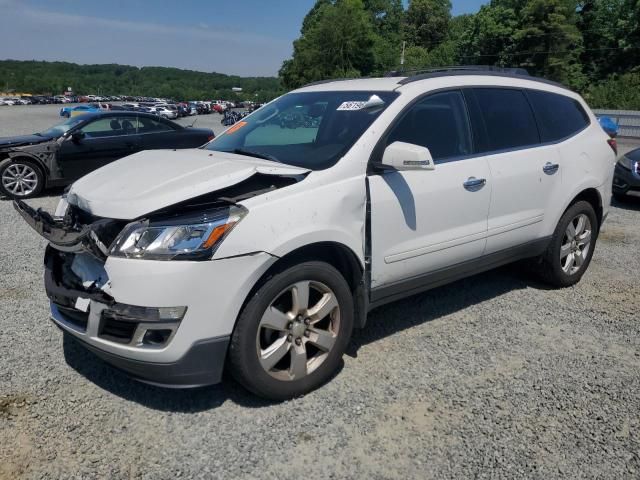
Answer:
1, 105, 640, 479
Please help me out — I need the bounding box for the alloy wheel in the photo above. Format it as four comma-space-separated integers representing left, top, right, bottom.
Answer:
2, 163, 38, 197
560, 213, 592, 275
256, 280, 340, 381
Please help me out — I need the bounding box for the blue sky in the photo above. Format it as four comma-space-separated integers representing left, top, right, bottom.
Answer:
0, 0, 486, 76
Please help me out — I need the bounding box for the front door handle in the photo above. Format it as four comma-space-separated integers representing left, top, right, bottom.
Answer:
463, 177, 487, 191
543, 162, 560, 175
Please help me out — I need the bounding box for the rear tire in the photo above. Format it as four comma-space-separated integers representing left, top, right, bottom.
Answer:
537, 201, 598, 288
0, 158, 45, 199
228, 261, 354, 400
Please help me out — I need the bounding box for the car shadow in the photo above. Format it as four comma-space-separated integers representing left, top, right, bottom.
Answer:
612, 196, 640, 211
62, 334, 279, 412
62, 333, 345, 412
62, 263, 546, 411
348, 263, 551, 355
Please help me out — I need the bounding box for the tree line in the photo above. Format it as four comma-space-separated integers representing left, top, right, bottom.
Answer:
280, 0, 640, 109
0, 60, 283, 102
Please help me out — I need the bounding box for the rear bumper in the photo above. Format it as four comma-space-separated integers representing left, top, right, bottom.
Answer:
60, 324, 230, 387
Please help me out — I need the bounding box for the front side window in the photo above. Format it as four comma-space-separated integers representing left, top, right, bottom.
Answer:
79, 116, 138, 138
526, 90, 590, 142
472, 88, 540, 152
207, 91, 398, 170
386, 90, 473, 161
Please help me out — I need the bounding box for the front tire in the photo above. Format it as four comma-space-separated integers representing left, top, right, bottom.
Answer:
0, 159, 45, 199
538, 201, 598, 288
228, 261, 354, 400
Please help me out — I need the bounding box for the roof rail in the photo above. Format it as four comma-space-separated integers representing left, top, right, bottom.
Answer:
301, 77, 359, 88
390, 66, 569, 90
386, 65, 530, 78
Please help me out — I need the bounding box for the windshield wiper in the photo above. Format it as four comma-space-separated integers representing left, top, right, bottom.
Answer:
231, 148, 281, 164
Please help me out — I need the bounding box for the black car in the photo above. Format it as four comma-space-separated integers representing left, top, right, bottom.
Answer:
0, 111, 215, 198
613, 147, 640, 201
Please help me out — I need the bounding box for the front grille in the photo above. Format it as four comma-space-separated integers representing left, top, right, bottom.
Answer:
54, 304, 89, 331
99, 311, 137, 344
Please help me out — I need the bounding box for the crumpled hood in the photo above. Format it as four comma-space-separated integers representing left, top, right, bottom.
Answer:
68, 149, 309, 219
0, 134, 52, 148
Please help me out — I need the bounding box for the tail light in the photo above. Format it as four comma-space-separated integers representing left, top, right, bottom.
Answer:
607, 138, 617, 155
207, 135, 215, 141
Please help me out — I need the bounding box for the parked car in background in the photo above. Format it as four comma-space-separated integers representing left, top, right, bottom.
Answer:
60, 104, 106, 118
0, 111, 214, 198
154, 106, 179, 120
613, 147, 640, 201
13, 69, 614, 400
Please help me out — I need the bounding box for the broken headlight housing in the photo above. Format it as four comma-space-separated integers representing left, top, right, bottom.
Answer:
109, 205, 247, 261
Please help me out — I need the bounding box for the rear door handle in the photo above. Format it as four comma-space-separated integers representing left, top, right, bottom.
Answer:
543, 162, 560, 175
463, 177, 487, 191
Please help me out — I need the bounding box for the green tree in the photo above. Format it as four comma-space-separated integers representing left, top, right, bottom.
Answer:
279, 0, 377, 89
364, 0, 405, 73
405, 0, 452, 49
578, 0, 640, 80
513, 0, 586, 89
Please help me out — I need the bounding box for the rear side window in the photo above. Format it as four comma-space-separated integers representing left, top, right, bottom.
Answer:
386, 90, 473, 161
471, 88, 540, 152
526, 90, 590, 142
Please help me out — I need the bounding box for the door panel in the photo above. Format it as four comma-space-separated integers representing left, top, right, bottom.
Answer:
368, 90, 491, 288
465, 88, 560, 253
484, 145, 561, 253
369, 158, 492, 287
137, 117, 183, 150
57, 115, 141, 180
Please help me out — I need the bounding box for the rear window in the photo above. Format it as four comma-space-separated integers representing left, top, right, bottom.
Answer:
526, 90, 590, 142
472, 88, 540, 152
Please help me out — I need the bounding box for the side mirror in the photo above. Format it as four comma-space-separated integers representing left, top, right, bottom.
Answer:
70, 131, 85, 143
379, 141, 435, 171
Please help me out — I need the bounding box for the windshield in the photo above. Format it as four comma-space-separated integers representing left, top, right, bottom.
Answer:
206, 91, 398, 170
38, 116, 87, 137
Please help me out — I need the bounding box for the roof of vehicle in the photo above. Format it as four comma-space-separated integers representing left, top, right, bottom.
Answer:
296, 67, 571, 94
70, 110, 183, 123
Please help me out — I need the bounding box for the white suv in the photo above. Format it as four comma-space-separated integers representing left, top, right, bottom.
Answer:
16, 68, 615, 399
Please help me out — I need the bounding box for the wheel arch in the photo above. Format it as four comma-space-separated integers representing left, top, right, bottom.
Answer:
5, 152, 50, 177
239, 242, 368, 330
566, 187, 603, 230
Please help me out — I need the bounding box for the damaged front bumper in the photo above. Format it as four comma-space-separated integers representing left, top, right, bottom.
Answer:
15, 199, 277, 387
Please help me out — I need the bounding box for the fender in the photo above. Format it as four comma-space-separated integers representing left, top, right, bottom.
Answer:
7, 149, 55, 179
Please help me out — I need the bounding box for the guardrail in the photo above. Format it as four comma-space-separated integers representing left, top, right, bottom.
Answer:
594, 109, 640, 139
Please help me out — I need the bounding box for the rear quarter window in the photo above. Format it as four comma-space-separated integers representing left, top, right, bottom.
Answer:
526, 90, 590, 142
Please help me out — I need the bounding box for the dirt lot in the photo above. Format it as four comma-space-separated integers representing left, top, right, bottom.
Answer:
0, 105, 639, 479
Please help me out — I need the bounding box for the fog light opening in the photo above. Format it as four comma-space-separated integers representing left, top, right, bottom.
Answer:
142, 329, 173, 346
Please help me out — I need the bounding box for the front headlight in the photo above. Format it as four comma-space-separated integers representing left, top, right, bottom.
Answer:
109, 205, 247, 260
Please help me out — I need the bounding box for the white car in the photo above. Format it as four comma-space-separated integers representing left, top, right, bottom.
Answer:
154, 106, 178, 120
16, 68, 615, 399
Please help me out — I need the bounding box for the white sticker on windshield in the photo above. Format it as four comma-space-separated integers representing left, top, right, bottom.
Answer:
337, 101, 367, 111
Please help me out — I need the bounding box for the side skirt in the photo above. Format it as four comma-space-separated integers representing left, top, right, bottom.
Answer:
368, 236, 551, 310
